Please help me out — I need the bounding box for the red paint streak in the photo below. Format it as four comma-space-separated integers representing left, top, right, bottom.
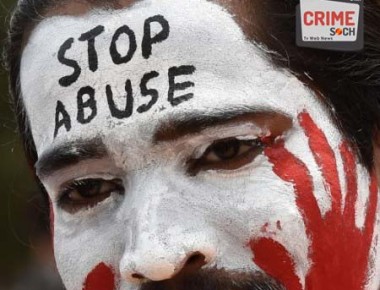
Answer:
251, 238, 302, 290
341, 142, 358, 228
298, 112, 341, 214
250, 111, 378, 290
83, 263, 116, 290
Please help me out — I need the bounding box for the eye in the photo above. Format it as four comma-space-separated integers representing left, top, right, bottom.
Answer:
188, 138, 264, 175
58, 178, 124, 213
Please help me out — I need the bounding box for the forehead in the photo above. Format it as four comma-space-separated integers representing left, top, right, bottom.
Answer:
20, 0, 317, 156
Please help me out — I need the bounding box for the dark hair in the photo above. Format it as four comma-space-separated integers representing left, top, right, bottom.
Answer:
4, 0, 380, 174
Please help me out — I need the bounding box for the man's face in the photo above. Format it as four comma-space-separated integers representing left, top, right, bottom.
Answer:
20, 0, 380, 289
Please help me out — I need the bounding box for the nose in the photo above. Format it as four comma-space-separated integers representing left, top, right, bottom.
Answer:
121, 244, 215, 283
119, 212, 217, 283
128, 251, 208, 281
119, 170, 217, 283
120, 235, 216, 283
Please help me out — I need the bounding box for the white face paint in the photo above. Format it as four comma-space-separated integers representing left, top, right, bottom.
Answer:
20, 0, 380, 289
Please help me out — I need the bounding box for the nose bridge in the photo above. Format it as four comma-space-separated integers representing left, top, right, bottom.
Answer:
119, 169, 217, 282
130, 173, 171, 251
123, 168, 169, 246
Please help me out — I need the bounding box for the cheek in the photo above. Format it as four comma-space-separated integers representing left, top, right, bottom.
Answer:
53, 204, 125, 290
189, 159, 309, 272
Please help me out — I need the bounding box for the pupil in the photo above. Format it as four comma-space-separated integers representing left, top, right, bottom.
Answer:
78, 179, 102, 197
213, 139, 240, 160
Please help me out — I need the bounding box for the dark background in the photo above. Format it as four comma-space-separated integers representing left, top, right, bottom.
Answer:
0, 0, 50, 287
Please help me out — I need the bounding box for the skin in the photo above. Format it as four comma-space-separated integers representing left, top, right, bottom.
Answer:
19, 0, 380, 289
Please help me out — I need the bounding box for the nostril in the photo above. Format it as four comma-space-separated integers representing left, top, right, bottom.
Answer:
170, 252, 207, 279
185, 252, 206, 266
175, 252, 207, 277
131, 273, 145, 279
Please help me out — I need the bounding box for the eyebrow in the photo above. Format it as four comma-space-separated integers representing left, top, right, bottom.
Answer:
36, 137, 108, 178
36, 108, 290, 177
154, 107, 289, 143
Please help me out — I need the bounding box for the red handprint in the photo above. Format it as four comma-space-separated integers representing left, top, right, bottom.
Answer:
250, 111, 379, 290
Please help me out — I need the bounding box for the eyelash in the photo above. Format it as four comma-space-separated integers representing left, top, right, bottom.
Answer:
187, 137, 266, 175
58, 178, 124, 213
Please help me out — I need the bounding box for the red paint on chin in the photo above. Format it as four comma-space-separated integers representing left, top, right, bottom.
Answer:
83, 263, 116, 290
250, 111, 378, 290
